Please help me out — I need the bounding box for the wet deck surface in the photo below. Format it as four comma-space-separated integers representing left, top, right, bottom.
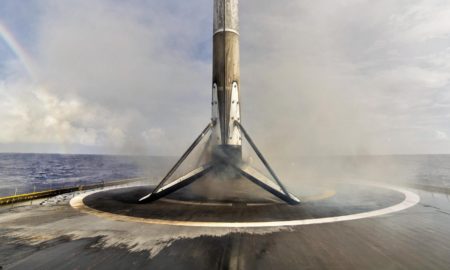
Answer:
83, 185, 403, 222
1, 182, 450, 269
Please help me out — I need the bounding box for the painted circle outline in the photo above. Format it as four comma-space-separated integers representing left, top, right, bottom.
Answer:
70, 183, 420, 228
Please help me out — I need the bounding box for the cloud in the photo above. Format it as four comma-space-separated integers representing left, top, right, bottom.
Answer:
435, 130, 448, 140
238, 0, 450, 155
0, 81, 131, 148
1, 0, 213, 154
1, 0, 450, 155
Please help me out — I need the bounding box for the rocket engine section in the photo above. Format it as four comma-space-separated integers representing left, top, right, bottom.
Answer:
211, 0, 242, 162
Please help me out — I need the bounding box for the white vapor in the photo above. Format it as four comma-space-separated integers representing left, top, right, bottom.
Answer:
1, 0, 450, 156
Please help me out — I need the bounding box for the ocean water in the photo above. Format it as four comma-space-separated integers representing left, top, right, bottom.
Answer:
0, 153, 174, 197
0, 153, 449, 197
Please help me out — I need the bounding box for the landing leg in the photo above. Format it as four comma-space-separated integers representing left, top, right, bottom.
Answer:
139, 121, 300, 205
139, 123, 213, 203
234, 121, 300, 204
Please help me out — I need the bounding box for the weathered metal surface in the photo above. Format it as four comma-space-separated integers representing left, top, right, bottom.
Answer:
211, 84, 221, 144
213, 0, 239, 35
228, 82, 241, 145
212, 16, 241, 146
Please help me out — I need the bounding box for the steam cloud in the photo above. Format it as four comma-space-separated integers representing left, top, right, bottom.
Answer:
1, 0, 450, 159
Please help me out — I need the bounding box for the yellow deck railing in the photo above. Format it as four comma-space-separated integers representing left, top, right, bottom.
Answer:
0, 177, 147, 205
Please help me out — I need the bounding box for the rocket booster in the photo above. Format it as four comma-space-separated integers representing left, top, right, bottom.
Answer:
139, 0, 301, 205
212, 0, 241, 148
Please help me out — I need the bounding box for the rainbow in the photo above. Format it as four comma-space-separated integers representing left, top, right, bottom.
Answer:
0, 21, 38, 81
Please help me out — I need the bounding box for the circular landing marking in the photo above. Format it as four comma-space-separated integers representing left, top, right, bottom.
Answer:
70, 184, 420, 228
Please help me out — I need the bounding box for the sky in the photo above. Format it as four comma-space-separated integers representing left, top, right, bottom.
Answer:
0, 0, 450, 156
